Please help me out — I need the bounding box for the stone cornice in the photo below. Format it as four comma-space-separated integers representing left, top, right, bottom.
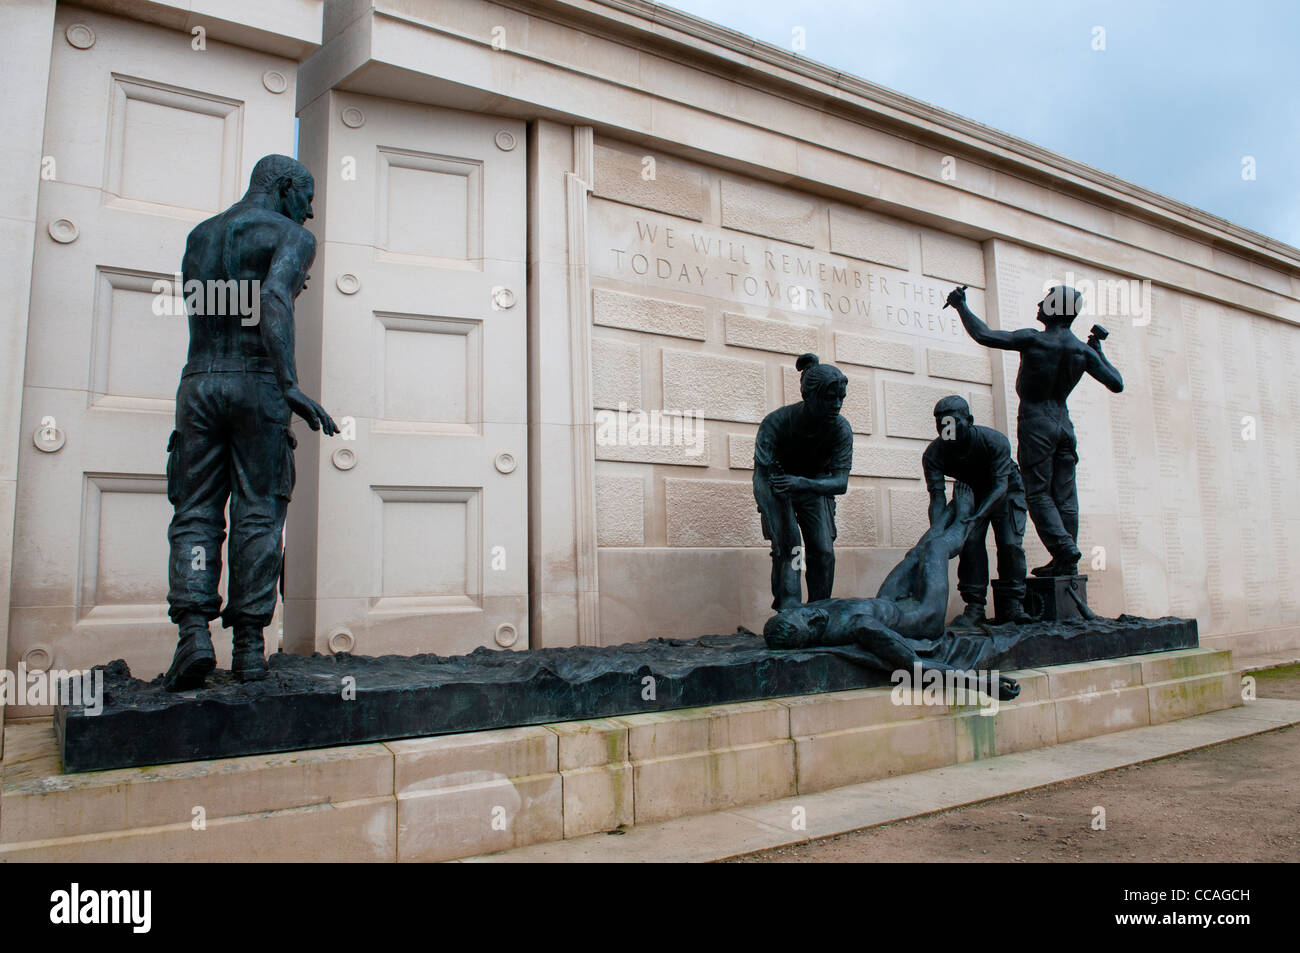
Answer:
500, 0, 1299, 271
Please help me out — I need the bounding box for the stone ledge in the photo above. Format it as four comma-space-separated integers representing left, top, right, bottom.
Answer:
55, 615, 1201, 773
461, 698, 1300, 864
2, 647, 1242, 862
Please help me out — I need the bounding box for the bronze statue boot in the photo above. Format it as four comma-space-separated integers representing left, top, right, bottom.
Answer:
996, 597, 1035, 625
1031, 545, 1081, 578
948, 602, 987, 628
1030, 558, 1055, 577
163, 616, 216, 692
232, 627, 269, 683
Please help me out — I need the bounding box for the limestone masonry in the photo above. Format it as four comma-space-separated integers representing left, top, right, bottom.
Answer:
1, 0, 1297, 740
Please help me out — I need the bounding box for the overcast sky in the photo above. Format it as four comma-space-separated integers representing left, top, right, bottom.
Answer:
662, 0, 1299, 249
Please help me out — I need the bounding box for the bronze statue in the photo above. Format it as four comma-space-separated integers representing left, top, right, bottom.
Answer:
164, 155, 339, 691
753, 353, 852, 610
923, 395, 1031, 626
763, 484, 1020, 700
946, 285, 1123, 577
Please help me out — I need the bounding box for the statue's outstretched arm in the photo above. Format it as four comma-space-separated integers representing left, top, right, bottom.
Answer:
947, 286, 1027, 350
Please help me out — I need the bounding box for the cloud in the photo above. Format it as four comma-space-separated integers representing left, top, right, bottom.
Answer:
663, 0, 1300, 247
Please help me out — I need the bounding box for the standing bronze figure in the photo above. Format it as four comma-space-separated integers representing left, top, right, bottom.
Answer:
946, 285, 1123, 577
753, 353, 852, 611
922, 395, 1031, 626
164, 155, 339, 691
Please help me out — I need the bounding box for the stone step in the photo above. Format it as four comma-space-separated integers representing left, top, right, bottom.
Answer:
0, 647, 1243, 862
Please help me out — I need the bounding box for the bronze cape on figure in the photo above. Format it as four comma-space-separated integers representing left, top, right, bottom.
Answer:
752, 353, 852, 611
163, 155, 339, 692
763, 484, 1020, 700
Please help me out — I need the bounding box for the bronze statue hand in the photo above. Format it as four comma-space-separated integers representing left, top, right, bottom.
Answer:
285, 385, 340, 435
770, 473, 800, 495
945, 285, 968, 310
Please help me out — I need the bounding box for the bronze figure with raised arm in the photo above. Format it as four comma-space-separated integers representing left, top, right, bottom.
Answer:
945, 284, 1123, 577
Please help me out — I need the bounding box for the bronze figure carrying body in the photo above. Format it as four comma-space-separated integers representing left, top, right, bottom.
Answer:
763, 484, 1020, 700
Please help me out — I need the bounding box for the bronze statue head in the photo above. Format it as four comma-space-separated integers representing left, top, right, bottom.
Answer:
764, 605, 830, 648
796, 353, 848, 419
246, 154, 315, 225
1036, 285, 1083, 327
933, 394, 974, 444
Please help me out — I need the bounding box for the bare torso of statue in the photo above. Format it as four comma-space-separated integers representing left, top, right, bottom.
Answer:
181, 209, 311, 367
945, 284, 1123, 577
164, 155, 338, 692
1012, 326, 1093, 407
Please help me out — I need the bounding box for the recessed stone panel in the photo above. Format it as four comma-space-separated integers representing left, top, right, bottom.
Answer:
91, 269, 189, 407
376, 148, 482, 264
596, 475, 645, 547
728, 433, 756, 470
723, 312, 819, 356
720, 177, 816, 247
969, 390, 995, 428
594, 428, 710, 466
665, 479, 764, 546
106, 76, 241, 214
852, 443, 922, 480
593, 141, 708, 221
592, 288, 707, 341
828, 205, 911, 270
374, 314, 481, 428
927, 347, 993, 385
591, 337, 642, 410
889, 487, 932, 546
835, 487, 878, 546
372, 487, 479, 605
376, 315, 480, 424
834, 331, 916, 373
664, 350, 767, 423
884, 380, 959, 439
920, 230, 985, 288
80, 476, 170, 614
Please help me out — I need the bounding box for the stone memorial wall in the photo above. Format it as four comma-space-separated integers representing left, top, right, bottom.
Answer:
589, 138, 999, 639
2, 0, 1298, 730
